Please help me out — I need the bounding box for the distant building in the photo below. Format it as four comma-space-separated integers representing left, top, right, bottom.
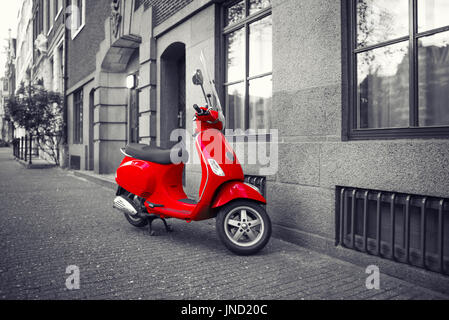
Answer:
0, 76, 9, 142
1, 29, 17, 142
14, 0, 34, 141
27, 0, 66, 163
31, 0, 65, 93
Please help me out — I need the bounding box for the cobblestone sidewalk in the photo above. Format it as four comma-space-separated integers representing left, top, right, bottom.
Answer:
0, 148, 447, 300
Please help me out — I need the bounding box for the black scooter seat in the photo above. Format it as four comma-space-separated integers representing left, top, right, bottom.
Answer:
124, 144, 188, 165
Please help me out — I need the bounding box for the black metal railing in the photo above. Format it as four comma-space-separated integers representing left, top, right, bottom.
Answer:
244, 175, 266, 198
135, 0, 143, 10
12, 134, 34, 165
337, 187, 449, 275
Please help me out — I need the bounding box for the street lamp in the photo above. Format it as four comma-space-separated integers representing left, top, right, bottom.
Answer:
126, 74, 137, 89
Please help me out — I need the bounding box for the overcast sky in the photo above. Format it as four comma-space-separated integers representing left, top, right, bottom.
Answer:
0, 1, 20, 77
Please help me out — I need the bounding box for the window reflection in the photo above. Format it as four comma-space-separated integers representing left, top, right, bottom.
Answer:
249, 15, 272, 77
249, 0, 271, 15
418, 0, 449, 32
227, 1, 245, 26
226, 83, 246, 130
356, 0, 409, 48
418, 31, 449, 126
357, 42, 410, 128
224, 1, 272, 131
249, 76, 272, 130
226, 28, 245, 83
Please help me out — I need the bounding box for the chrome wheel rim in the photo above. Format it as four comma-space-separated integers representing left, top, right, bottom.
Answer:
224, 206, 264, 247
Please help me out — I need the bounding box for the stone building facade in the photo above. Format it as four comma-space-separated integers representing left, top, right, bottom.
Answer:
12, 0, 66, 158
64, 0, 449, 289
0, 32, 16, 143
14, 0, 35, 140
31, 0, 65, 93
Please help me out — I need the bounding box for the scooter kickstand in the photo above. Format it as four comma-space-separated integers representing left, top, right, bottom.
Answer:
161, 218, 173, 233
147, 216, 157, 236
147, 216, 173, 236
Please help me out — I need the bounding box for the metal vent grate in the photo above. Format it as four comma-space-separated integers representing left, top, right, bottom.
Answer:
336, 187, 449, 275
244, 175, 266, 198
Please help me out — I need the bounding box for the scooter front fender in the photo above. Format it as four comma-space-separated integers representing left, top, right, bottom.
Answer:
212, 181, 266, 209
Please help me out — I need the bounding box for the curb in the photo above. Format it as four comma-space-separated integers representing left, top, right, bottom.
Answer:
15, 157, 57, 169
73, 170, 117, 190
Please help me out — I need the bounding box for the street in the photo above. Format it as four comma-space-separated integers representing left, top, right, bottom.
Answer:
0, 148, 446, 300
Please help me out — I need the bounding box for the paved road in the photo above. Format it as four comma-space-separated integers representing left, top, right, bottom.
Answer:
0, 148, 447, 300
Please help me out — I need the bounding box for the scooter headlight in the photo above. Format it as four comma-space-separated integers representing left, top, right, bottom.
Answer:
208, 159, 225, 177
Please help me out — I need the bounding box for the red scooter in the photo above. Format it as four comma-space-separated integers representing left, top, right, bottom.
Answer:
113, 59, 271, 255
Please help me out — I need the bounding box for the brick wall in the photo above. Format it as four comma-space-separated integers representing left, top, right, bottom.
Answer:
141, 0, 194, 26
68, 0, 194, 89
67, 0, 111, 90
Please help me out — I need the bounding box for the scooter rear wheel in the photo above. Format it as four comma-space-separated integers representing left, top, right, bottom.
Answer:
124, 211, 148, 228
216, 200, 271, 255
118, 190, 148, 228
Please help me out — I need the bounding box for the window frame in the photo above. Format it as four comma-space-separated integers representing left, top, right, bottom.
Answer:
222, 0, 273, 131
46, 0, 54, 36
345, 0, 449, 140
71, 0, 86, 40
55, 0, 63, 21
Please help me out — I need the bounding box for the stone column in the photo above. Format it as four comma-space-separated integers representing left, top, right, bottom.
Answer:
93, 72, 128, 174
137, 8, 157, 146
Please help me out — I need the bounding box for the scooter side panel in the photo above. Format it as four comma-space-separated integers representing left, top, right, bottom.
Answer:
144, 162, 188, 211
115, 157, 156, 198
196, 129, 244, 199
187, 129, 247, 221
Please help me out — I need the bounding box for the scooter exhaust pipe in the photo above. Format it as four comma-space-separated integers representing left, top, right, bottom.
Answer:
113, 196, 138, 216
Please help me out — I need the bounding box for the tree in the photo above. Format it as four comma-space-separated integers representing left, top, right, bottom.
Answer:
5, 82, 64, 165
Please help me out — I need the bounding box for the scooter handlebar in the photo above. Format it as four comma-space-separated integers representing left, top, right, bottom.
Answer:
193, 104, 210, 116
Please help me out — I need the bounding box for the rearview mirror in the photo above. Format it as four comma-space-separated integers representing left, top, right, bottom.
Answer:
192, 69, 204, 86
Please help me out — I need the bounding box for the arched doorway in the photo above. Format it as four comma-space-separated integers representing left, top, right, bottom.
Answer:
160, 42, 186, 149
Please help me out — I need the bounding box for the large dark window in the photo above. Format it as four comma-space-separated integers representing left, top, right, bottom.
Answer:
347, 0, 449, 139
223, 0, 272, 131
73, 90, 83, 144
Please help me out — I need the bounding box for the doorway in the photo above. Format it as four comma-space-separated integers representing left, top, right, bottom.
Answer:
160, 42, 186, 149
128, 74, 140, 143
88, 89, 95, 171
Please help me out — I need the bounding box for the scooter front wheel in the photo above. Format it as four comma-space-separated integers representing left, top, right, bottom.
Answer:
216, 200, 271, 255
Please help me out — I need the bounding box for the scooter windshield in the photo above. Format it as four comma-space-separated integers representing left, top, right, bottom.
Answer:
200, 51, 224, 116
